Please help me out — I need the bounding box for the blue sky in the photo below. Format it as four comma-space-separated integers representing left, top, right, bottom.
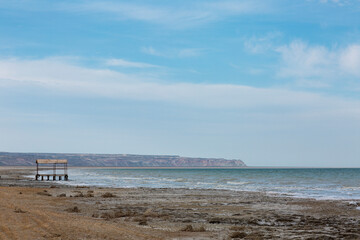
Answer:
0, 0, 359, 167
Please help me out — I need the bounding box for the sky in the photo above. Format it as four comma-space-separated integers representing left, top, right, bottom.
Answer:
0, 0, 359, 167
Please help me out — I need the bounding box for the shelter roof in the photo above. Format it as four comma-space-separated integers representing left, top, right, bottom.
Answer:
36, 159, 68, 164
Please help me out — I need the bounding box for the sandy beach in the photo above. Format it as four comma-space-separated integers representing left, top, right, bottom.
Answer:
1, 167, 360, 240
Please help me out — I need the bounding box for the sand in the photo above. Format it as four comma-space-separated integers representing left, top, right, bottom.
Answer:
1, 167, 360, 240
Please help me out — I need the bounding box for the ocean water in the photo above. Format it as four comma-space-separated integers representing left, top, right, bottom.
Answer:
59, 168, 360, 200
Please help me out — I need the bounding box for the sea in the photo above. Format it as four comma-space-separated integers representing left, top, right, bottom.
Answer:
53, 168, 360, 201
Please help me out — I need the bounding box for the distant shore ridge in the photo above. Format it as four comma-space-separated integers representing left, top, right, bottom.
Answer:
0, 152, 246, 167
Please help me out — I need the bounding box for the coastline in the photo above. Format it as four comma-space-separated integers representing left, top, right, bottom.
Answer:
1, 167, 360, 239
54, 167, 360, 201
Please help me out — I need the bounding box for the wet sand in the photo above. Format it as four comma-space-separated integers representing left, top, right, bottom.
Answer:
1, 167, 360, 239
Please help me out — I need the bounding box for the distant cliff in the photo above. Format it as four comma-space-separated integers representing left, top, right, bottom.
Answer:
0, 152, 246, 167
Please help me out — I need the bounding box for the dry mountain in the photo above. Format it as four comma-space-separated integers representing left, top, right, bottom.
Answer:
0, 152, 246, 167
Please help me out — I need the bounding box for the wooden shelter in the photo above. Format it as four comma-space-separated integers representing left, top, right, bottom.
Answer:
35, 159, 68, 181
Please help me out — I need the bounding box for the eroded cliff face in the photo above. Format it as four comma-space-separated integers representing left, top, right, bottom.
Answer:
0, 152, 246, 167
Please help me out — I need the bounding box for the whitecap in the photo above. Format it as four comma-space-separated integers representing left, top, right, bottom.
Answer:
227, 181, 249, 185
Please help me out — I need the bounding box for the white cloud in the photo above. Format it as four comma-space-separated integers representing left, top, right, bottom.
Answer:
339, 45, 360, 76
318, 0, 348, 5
276, 41, 360, 84
0, 57, 359, 118
141, 47, 160, 56
244, 32, 282, 54
276, 40, 335, 79
0, 0, 271, 29
142, 47, 203, 58
66, 0, 270, 28
105, 58, 160, 68
244, 37, 360, 87
178, 49, 203, 58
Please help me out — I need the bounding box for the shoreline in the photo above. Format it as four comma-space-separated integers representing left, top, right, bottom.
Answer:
3, 166, 360, 202
3, 165, 360, 169
1, 167, 360, 239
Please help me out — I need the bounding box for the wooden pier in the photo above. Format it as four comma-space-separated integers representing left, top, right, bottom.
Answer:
35, 159, 68, 181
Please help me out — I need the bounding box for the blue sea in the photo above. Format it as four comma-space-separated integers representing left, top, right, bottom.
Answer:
59, 168, 360, 200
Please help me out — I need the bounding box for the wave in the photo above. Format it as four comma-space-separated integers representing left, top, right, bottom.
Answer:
227, 181, 250, 185
52, 168, 360, 201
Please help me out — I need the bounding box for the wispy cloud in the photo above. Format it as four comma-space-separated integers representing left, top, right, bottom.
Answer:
276, 41, 336, 81
276, 41, 360, 82
0, 57, 359, 118
244, 36, 360, 87
318, 0, 349, 6
244, 32, 283, 54
141, 47, 164, 57
339, 44, 360, 76
142, 47, 204, 58
64, 0, 271, 28
105, 58, 160, 68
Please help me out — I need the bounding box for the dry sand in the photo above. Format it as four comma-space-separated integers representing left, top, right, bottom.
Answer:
1, 167, 360, 240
